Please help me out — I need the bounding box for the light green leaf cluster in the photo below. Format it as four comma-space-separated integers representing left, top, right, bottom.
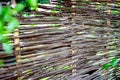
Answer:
0, 4, 23, 54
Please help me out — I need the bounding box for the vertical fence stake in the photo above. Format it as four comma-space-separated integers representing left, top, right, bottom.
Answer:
14, 29, 22, 80
104, 1, 111, 79
106, 0, 111, 50
71, 0, 77, 76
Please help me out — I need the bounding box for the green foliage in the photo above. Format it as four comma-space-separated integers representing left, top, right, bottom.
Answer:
0, 60, 4, 67
0, 35, 9, 43
117, 2, 120, 6
26, 69, 32, 74
15, 3, 25, 12
0, 4, 2, 15
62, 65, 71, 70
56, 5, 64, 8
58, 0, 64, 3
26, 0, 38, 10
30, 24, 35, 27
103, 58, 119, 70
0, 4, 20, 54
39, 0, 50, 4
112, 9, 120, 15
0, 0, 38, 54
2, 6, 12, 21
0, 21, 4, 33
7, 18, 19, 32
40, 77, 49, 80
51, 9, 55, 13
103, 64, 110, 70
3, 43, 13, 54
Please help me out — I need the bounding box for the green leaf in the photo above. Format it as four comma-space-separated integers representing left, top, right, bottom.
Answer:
110, 58, 119, 67
11, 9, 18, 15
2, 43, 13, 54
0, 4, 2, 15
0, 21, 4, 33
0, 60, 4, 67
51, 9, 55, 13
7, 18, 19, 32
40, 77, 49, 80
103, 64, 110, 70
117, 2, 120, 6
56, 5, 64, 8
0, 35, 9, 43
0, 35, 5, 42
26, 0, 38, 10
62, 66, 71, 70
112, 10, 120, 15
40, 0, 50, 4
15, 3, 25, 12
30, 24, 35, 27
2, 6, 12, 21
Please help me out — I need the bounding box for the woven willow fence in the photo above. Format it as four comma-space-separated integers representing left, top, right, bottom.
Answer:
0, 0, 120, 80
